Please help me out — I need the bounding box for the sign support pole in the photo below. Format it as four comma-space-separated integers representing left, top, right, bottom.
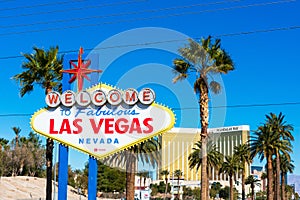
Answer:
58, 55, 72, 200
87, 53, 99, 200
58, 144, 69, 199
88, 156, 98, 200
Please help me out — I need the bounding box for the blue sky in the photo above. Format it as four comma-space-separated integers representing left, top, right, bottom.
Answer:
0, 0, 300, 175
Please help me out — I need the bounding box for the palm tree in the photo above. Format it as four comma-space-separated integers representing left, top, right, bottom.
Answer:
12, 127, 21, 148
285, 185, 296, 200
137, 170, 149, 200
160, 169, 170, 200
273, 140, 292, 200
188, 140, 223, 197
172, 36, 234, 200
0, 138, 9, 177
245, 175, 260, 200
265, 112, 294, 200
106, 138, 160, 200
219, 155, 241, 200
250, 124, 276, 200
280, 154, 294, 200
0, 138, 9, 150
13, 46, 63, 200
173, 169, 183, 199
234, 143, 252, 200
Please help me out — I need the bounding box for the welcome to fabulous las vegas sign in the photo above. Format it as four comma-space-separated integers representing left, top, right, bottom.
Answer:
30, 48, 175, 159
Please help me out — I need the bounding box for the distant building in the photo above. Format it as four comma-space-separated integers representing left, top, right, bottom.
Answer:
251, 166, 265, 192
170, 178, 184, 200
158, 125, 250, 184
134, 175, 151, 200
288, 175, 300, 195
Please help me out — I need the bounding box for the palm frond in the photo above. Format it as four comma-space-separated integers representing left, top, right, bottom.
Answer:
280, 154, 294, 174
214, 49, 234, 73
104, 137, 160, 170
202, 37, 234, 75
172, 58, 190, 83
13, 46, 63, 96
188, 140, 223, 171
173, 59, 190, 74
201, 36, 212, 52
174, 36, 234, 100
179, 39, 206, 65
209, 81, 221, 94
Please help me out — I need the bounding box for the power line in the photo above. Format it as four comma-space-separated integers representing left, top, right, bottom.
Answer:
0, 0, 242, 29
0, 0, 88, 12
0, 0, 295, 36
0, 24, 299, 61
0, 113, 32, 117
0, 0, 15, 3
1, 101, 300, 117
174, 102, 300, 110
215, 102, 300, 108
0, 0, 148, 19
215, 25, 300, 37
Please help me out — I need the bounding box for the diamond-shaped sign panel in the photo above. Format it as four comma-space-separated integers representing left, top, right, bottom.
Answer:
31, 83, 175, 159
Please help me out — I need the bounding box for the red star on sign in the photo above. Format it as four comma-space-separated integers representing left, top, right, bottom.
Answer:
62, 47, 102, 91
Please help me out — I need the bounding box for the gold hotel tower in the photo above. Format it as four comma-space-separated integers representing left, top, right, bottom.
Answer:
159, 125, 250, 181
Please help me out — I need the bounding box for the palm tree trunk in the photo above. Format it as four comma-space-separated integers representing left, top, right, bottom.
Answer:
177, 177, 180, 199
207, 166, 210, 199
274, 169, 277, 200
251, 184, 255, 200
139, 175, 142, 200
200, 80, 209, 200
267, 154, 274, 200
15, 135, 18, 148
126, 153, 136, 200
164, 178, 168, 200
281, 173, 286, 200
46, 138, 54, 200
230, 175, 234, 200
201, 136, 208, 199
276, 150, 281, 200
242, 169, 246, 200
46, 87, 54, 200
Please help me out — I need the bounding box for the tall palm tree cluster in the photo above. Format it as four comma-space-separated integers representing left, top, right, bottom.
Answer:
159, 169, 183, 200
186, 112, 295, 200
188, 139, 250, 200
159, 142, 250, 200
172, 37, 296, 200
251, 112, 294, 200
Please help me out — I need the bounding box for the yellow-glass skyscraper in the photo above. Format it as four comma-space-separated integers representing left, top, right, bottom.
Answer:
159, 125, 250, 182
